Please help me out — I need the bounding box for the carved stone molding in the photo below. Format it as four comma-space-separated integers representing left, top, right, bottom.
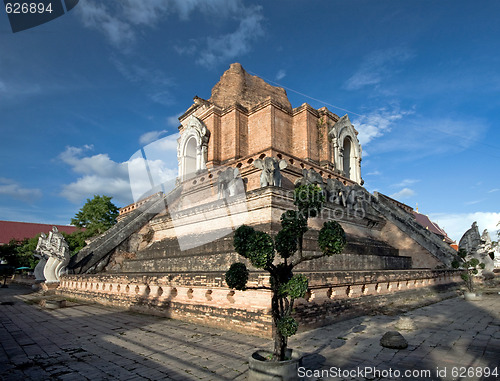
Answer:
177, 116, 210, 181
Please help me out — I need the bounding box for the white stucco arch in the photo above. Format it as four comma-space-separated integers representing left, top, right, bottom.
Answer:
177, 116, 210, 181
329, 114, 362, 184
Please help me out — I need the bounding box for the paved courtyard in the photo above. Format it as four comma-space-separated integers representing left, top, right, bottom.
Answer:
1, 283, 499, 381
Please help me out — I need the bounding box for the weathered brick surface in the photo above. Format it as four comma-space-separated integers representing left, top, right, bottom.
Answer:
209, 62, 292, 111
58, 269, 462, 337
3, 282, 499, 381
182, 64, 348, 182
68, 65, 464, 342
247, 104, 274, 155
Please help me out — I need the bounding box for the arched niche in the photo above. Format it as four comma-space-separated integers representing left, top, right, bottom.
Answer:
343, 136, 353, 179
328, 114, 362, 184
184, 137, 197, 179
177, 116, 210, 181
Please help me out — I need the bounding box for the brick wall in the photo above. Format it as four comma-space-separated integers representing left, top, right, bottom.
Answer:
58, 269, 461, 337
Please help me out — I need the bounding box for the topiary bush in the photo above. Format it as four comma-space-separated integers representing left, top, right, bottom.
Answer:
225, 263, 249, 291
225, 184, 347, 361
451, 249, 485, 292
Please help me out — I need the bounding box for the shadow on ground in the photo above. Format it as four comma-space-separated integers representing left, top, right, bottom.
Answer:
0, 283, 268, 381
291, 281, 500, 381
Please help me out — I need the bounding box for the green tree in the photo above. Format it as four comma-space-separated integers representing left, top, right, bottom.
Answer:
0, 195, 119, 268
0, 237, 39, 269
225, 184, 347, 361
62, 230, 88, 255
15, 235, 41, 268
0, 239, 22, 267
66, 195, 119, 255
71, 195, 119, 236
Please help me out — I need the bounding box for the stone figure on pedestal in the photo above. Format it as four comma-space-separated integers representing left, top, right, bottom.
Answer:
253, 157, 287, 187
459, 222, 495, 274
217, 167, 243, 199
294, 168, 325, 190
325, 178, 348, 207
34, 227, 71, 286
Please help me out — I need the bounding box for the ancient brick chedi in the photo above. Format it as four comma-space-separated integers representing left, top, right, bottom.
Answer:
177, 62, 362, 186
59, 63, 459, 336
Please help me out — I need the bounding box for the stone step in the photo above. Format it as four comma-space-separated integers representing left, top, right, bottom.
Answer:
68, 194, 166, 274
120, 252, 411, 273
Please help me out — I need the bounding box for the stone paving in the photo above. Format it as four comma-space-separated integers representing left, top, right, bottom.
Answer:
1, 283, 499, 381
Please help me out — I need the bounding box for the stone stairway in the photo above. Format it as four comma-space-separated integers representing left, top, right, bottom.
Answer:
372, 192, 457, 267
68, 193, 166, 274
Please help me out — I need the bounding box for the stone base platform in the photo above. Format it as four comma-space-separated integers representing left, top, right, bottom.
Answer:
58, 269, 461, 337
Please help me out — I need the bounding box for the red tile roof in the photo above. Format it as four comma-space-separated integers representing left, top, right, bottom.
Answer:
0, 221, 81, 244
412, 212, 455, 244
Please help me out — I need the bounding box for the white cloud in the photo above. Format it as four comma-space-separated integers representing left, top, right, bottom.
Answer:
139, 114, 182, 145
59, 146, 132, 205
149, 133, 179, 152
197, 6, 264, 68
276, 69, 286, 81
345, 47, 414, 90
365, 115, 488, 158
59, 145, 128, 178
112, 58, 173, 105
353, 106, 413, 146
60, 175, 131, 205
175, 44, 197, 56
429, 212, 500, 242
129, 134, 179, 201
149, 91, 173, 105
170, 0, 240, 20
0, 178, 42, 203
393, 179, 420, 188
464, 200, 484, 206
112, 59, 171, 87
128, 157, 177, 201
120, 0, 169, 25
139, 130, 168, 145
390, 188, 415, 200
166, 113, 182, 128
77, 1, 134, 46
77, 0, 264, 66
366, 170, 381, 176
488, 188, 500, 193
59, 134, 180, 205
0, 77, 42, 100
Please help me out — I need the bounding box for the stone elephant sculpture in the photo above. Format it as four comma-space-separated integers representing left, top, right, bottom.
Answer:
294, 168, 325, 190
253, 157, 287, 187
217, 167, 242, 199
345, 184, 365, 210
326, 179, 368, 211
325, 178, 348, 207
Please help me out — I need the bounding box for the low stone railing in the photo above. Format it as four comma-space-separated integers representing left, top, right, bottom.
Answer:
57, 270, 461, 337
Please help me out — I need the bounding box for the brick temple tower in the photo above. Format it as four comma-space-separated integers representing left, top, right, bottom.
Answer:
60, 64, 459, 336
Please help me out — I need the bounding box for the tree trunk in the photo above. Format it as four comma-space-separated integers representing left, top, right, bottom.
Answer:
271, 286, 287, 361
273, 329, 287, 361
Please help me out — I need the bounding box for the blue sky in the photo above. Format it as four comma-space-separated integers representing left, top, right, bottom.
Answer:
0, 0, 499, 242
